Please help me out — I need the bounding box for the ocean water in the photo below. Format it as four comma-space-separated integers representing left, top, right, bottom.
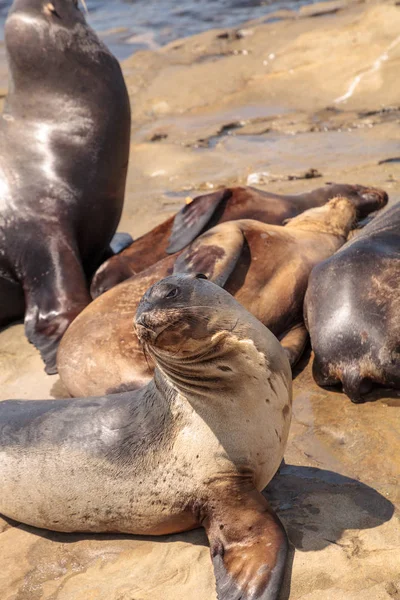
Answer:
0, 0, 322, 60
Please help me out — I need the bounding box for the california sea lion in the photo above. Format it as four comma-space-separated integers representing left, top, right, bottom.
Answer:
304, 202, 400, 403
91, 183, 388, 297
58, 197, 361, 397
0, 0, 131, 373
0, 274, 292, 600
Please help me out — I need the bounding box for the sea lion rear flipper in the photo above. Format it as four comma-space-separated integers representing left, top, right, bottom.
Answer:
166, 189, 233, 254
279, 324, 309, 367
23, 234, 91, 374
203, 487, 288, 600
173, 222, 244, 286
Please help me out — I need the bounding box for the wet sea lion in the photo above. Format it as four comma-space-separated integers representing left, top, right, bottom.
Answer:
91, 183, 388, 298
304, 202, 400, 403
0, 275, 292, 600
59, 197, 360, 398
0, 0, 131, 373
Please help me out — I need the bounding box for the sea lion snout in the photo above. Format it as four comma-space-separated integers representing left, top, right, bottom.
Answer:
351, 185, 388, 217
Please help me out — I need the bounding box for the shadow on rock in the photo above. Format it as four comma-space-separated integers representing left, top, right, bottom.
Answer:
265, 463, 395, 553
292, 343, 312, 381
265, 463, 395, 599
0, 515, 209, 547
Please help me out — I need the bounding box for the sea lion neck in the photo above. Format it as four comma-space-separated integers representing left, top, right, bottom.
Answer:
149, 328, 271, 400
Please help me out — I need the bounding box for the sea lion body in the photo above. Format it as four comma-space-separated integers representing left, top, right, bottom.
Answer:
304, 202, 400, 402
0, 276, 292, 599
59, 197, 360, 397
0, 0, 130, 372
91, 183, 388, 297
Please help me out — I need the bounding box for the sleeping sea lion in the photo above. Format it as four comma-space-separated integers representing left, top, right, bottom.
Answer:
91, 183, 388, 298
58, 197, 362, 397
0, 0, 131, 373
0, 274, 292, 600
304, 202, 400, 403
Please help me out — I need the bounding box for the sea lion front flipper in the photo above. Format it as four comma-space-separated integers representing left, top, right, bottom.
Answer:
279, 324, 309, 367
203, 487, 288, 600
23, 234, 91, 374
173, 222, 244, 286
167, 188, 233, 254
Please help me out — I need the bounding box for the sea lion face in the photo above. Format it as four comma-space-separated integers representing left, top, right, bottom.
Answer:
7, 0, 86, 28
5, 0, 87, 74
135, 274, 238, 356
342, 185, 388, 217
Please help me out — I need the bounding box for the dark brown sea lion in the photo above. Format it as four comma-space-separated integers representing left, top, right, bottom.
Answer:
0, 274, 293, 600
0, 0, 131, 373
90, 183, 388, 298
58, 197, 360, 397
304, 202, 400, 403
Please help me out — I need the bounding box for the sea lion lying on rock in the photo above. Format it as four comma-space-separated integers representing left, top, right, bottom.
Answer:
0, 0, 131, 373
58, 197, 364, 397
91, 183, 387, 298
304, 202, 400, 403
0, 275, 292, 600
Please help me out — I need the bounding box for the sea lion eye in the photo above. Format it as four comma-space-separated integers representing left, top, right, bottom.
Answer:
195, 273, 208, 280
165, 287, 179, 299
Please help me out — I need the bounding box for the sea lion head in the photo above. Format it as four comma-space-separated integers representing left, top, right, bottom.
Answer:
135, 273, 291, 395
5, 0, 99, 91
7, 0, 86, 30
341, 184, 388, 218
135, 274, 242, 358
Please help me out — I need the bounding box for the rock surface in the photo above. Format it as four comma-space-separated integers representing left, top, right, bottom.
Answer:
0, 1, 399, 598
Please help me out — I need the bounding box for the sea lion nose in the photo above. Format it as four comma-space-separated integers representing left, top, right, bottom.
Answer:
134, 311, 156, 342
135, 313, 153, 330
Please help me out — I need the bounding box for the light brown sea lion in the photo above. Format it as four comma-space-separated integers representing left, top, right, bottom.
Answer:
58, 197, 359, 397
0, 275, 292, 600
304, 201, 400, 403
90, 183, 388, 298
0, 0, 131, 373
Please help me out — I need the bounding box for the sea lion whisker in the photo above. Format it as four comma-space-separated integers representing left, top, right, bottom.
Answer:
140, 343, 153, 375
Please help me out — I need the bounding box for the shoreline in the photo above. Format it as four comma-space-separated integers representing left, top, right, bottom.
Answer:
117, 0, 400, 241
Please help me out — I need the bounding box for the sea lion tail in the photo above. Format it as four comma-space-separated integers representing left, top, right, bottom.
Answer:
203, 487, 288, 599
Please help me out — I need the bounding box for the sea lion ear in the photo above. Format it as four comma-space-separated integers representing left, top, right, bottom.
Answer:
195, 273, 208, 280
166, 188, 232, 254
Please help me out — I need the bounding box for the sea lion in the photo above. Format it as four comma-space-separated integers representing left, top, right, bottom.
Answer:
0, 0, 131, 373
304, 202, 400, 403
58, 197, 361, 398
0, 274, 292, 600
91, 183, 388, 298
